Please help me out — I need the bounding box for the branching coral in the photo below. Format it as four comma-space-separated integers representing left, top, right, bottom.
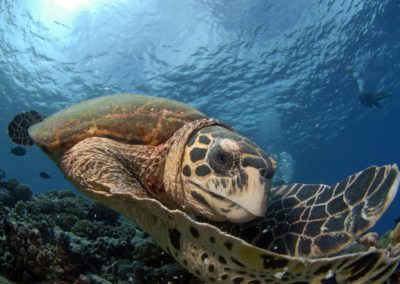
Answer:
0, 177, 201, 283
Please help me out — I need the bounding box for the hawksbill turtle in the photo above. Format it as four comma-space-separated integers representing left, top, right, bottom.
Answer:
8, 93, 400, 283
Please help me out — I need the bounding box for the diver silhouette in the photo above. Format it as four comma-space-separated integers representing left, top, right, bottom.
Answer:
357, 91, 390, 108
347, 67, 390, 108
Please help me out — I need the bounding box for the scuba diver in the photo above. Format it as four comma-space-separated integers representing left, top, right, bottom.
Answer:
346, 66, 391, 108
357, 91, 390, 108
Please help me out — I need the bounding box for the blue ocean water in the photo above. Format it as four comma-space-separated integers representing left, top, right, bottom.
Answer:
0, 0, 399, 235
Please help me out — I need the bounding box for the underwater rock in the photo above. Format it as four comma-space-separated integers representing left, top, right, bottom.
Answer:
0, 177, 201, 283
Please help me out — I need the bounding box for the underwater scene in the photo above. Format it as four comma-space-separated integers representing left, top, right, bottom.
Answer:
1, 1, 400, 283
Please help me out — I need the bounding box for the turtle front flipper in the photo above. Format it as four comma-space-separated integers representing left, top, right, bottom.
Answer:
220, 164, 400, 257
60, 137, 151, 200
8, 111, 46, 145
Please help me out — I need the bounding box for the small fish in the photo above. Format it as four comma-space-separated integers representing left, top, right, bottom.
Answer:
10, 146, 26, 156
39, 172, 51, 179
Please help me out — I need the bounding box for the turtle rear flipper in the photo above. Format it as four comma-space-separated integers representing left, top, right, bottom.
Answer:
220, 164, 399, 257
8, 110, 45, 145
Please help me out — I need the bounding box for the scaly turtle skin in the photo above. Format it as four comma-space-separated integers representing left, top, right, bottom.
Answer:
8, 93, 400, 283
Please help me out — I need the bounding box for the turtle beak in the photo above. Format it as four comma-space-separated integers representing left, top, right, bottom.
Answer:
208, 167, 269, 218
182, 167, 269, 223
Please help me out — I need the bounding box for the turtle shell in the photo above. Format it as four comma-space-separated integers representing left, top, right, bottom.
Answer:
29, 93, 206, 157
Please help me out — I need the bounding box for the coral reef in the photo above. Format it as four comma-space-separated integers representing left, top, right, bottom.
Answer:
376, 229, 400, 284
1, 176, 399, 283
0, 178, 32, 207
0, 177, 201, 284
390, 221, 400, 249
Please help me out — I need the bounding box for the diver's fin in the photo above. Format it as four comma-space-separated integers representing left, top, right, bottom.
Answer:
217, 165, 399, 257
376, 92, 391, 99
8, 110, 45, 145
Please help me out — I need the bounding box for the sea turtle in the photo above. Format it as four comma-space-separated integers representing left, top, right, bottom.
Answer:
8, 93, 400, 283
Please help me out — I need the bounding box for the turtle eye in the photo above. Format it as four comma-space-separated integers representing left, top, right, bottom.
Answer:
209, 145, 235, 174
215, 151, 230, 165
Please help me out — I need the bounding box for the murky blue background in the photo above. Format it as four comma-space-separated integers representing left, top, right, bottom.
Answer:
1, 0, 399, 233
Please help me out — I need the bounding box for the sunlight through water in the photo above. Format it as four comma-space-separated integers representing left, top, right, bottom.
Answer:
0, 1, 399, 236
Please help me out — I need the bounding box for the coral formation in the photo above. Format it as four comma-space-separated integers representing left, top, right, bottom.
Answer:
0, 177, 201, 283
390, 221, 400, 249
0, 178, 32, 207
0, 176, 398, 283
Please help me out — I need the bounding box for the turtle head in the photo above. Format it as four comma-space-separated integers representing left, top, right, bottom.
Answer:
181, 126, 276, 223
